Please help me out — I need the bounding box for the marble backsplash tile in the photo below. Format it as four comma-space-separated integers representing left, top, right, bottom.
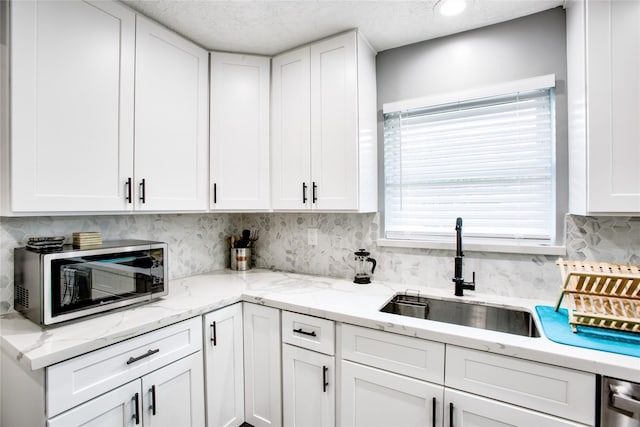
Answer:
240, 213, 640, 302
1, 213, 638, 313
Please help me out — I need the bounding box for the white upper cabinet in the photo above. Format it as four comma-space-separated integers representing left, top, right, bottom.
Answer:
567, 0, 640, 214
6, 3, 209, 214
9, 0, 135, 213
271, 47, 312, 210
210, 52, 270, 210
134, 16, 209, 212
271, 31, 378, 212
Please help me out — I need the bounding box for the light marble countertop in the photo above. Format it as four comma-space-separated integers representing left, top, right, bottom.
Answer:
1, 269, 638, 381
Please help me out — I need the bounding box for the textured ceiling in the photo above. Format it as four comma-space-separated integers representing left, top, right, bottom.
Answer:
122, 0, 565, 56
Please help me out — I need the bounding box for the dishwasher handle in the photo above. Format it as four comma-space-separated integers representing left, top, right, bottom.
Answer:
610, 389, 640, 417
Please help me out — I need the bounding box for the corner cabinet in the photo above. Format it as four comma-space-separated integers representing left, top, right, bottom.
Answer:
271, 31, 378, 212
210, 52, 271, 211
134, 16, 209, 212
4, 1, 208, 214
243, 303, 282, 427
567, 0, 640, 214
203, 303, 245, 427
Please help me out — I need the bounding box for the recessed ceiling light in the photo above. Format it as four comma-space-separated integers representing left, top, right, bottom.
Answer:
439, 0, 467, 16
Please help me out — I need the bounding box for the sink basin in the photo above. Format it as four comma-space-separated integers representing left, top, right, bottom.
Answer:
380, 293, 540, 337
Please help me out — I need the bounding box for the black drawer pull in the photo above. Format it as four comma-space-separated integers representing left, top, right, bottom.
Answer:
449, 402, 454, 427
323, 365, 329, 392
149, 384, 157, 415
210, 321, 217, 346
293, 328, 316, 337
312, 181, 318, 203
126, 348, 159, 365
132, 393, 140, 424
302, 182, 308, 204
432, 397, 436, 427
139, 178, 146, 203
125, 177, 132, 203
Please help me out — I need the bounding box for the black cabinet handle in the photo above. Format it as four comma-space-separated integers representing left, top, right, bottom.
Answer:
213, 183, 217, 204
149, 385, 157, 416
126, 348, 159, 365
449, 402, 454, 427
312, 181, 318, 203
132, 393, 140, 425
302, 182, 308, 204
210, 321, 217, 346
293, 328, 316, 337
323, 365, 329, 392
125, 177, 132, 203
139, 179, 146, 204
432, 397, 436, 427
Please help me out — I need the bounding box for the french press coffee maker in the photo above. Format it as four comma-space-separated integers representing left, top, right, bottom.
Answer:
354, 249, 377, 284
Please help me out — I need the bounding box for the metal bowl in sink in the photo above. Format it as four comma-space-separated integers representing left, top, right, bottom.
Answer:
380, 293, 540, 337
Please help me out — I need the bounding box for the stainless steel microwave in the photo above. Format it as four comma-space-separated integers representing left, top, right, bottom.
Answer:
14, 240, 168, 325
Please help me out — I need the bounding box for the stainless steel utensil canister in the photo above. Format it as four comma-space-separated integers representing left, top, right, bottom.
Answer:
230, 248, 251, 271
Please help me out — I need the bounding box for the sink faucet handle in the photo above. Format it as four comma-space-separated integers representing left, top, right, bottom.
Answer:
466, 271, 476, 289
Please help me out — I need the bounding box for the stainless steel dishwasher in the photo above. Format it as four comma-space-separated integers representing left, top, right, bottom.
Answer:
601, 377, 640, 426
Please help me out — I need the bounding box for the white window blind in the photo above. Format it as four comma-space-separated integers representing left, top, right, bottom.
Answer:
384, 82, 555, 242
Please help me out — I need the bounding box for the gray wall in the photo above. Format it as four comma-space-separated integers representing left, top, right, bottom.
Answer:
375, 7, 568, 241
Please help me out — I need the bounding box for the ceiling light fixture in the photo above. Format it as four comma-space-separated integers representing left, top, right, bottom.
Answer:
438, 0, 467, 16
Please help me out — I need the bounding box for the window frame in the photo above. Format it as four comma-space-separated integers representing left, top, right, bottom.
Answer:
380, 74, 566, 255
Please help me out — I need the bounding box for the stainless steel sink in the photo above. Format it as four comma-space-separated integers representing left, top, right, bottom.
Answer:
380, 293, 540, 337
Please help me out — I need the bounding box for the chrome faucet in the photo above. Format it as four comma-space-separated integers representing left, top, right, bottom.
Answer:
453, 217, 475, 296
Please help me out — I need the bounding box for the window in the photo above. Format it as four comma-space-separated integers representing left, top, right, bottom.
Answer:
383, 75, 556, 243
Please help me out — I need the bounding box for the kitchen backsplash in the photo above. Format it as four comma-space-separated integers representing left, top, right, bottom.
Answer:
1, 213, 638, 313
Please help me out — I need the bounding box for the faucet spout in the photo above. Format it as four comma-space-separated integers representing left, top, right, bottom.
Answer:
452, 217, 476, 296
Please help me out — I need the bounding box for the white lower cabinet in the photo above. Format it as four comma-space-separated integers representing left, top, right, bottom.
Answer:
445, 346, 595, 425
243, 303, 282, 427
339, 324, 595, 427
283, 344, 335, 427
445, 389, 585, 427
48, 352, 205, 427
341, 360, 443, 427
203, 303, 245, 427
48, 380, 141, 427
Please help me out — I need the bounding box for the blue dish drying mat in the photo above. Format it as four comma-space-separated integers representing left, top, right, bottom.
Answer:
535, 305, 640, 358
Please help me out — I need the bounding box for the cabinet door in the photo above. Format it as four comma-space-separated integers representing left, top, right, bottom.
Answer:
11, 0, 135, 212
141, 352, 205, 427
271, 47, 312, 210
134, 16, 208, 211
48, 380, 140, 427
203, 304, 244, 427
282, 344, 335, 427
210, 53, 270, 210
585, 0, 640, 213
445, 389, 586, 427
341, 360, 443, 427
310, 32, 359, 210
445, 345, 594, 425
243, 303, 282, 427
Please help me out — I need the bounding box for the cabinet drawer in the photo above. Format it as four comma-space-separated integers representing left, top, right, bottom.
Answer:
341, 324, 445, 384
282, 311, 335, 355
47, 317, 202, 417
445, 346, 595, 425
446, 389, 586, 427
